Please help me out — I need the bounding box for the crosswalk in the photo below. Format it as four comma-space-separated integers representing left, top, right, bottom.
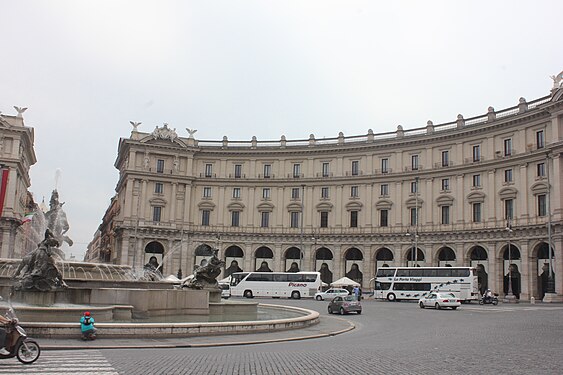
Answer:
0, 349, 119, 375
461, 305, 563, 313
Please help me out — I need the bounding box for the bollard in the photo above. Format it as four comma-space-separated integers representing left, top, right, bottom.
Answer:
530, 296, 535, 304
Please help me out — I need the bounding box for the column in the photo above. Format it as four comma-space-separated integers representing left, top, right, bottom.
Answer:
520, 242, 530, 300
170, 183, 177, 222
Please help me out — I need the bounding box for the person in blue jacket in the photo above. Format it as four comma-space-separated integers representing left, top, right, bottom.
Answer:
80, 311, 96, 340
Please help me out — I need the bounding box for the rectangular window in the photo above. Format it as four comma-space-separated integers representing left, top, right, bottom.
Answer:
232, 187, 241, 198
411, 155, 419, 170
321, 187, 329, 199
472, 203, 482, 223
231, 211, 240, 227
261, 212, 270, 227
262, 188, 271, 199
322, 162, 330, 177
291, 187, 300, 199
472, 145, 481, 162
351, 186, 359, 197
263, 164, 271, 178
504, 169, 513, 183
472, 174, 481, 187
320, 211, 329, 228
350, 211, 358, 227
156, 159, 165, 173
504, 138, 512, 156
537, 130, 545, 149
441, 151, 449, 167
203, 187, 212, 198
410, 208, 418, 226
202, 210, 210, 226
380, 209, 388, 227
538, 194, 547, 217
411, 181, 418, 194
381, 158, 389, 173
205, 164, 213, 177
293, 163, 301, 178
152, 206, 162, 222
234, 164, 242, 178
537, 162, 546, 177
380, 184, 389, 196
441, 178, 450, 191
155, 182, 163, 194
441, 206, 450, 225
290, 212, 300, 228
351, 160, 359, 176
505, 199, 514, 220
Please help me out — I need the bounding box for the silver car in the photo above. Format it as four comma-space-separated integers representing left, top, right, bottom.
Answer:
418, 292, 461, 310
314, 288, 350, 301
328, 295, 362, 315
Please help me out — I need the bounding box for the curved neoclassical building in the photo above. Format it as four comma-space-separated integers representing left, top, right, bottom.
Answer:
88, 74, 563, 301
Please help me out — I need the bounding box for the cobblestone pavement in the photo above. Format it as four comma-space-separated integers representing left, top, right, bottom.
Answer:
4, 300, 563, 374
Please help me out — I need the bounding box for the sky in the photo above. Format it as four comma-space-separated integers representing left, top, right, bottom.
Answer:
1, 0, 562, 260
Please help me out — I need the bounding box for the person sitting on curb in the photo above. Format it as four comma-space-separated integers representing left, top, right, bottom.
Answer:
80, 311, 96, 340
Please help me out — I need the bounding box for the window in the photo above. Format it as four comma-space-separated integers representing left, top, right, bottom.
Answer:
321, 187, 329, 199
441, 206, 450, 225
263, 164, 271, 178
232, 187, 241, 199
411, 155, 419, 170
472, 145, 481, 162
201, 210, 210, 226
152, 206, 162, 222
350, 186, 359, 197
380, 209, 388, 227
537, 163, 546, 178
380, 184, 389, 196
538, 194, 547, 217
472, 174, 481, 187
411, 181, 418, 194
291, 188, 300, 199
441, 178, 450, 191
351, 161, 359, 176
205, 164, 213, 177
505, 199, 514, 220
350, 211, 358, 227
293, 163, 301, 178
381, 158, 389, 173
472, 203, 482, 223
203, 187, 212, 198
231, 211, 240, 227
290, 212, 300, 228
504, 169, 513, 183
156, 159, 165, 173
322, 162, 330, 177
261, 212, 270, 227
504, 138, 512, 156
410, 208, 418, 226
234, 164, 242, 178
155, 182, 163, 194
320, 211, 329, 228
262, 188, 271, 199
441, 151, 449, 167
536, 130, 545, 149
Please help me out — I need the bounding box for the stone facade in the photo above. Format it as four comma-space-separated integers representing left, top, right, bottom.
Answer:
89, 77, 563, 301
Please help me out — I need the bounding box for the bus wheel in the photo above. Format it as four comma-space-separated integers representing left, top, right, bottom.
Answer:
244, 290, 253, 298
387, 293, 396, 302
291, 291, 301, 299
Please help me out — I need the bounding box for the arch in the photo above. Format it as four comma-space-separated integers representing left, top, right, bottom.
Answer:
536, 242, 555, 259
284, 246, 302, 260
315, 247, 333, 260
502, 245, 521, 260
437, 247, 456, 261
224, 245, 244, 258
144, 241, 164, 254
406, 248, 425, 261
194, 243, 213, 256
375, 248, 394, 261
144, 241, 164, 274
469, 246, 488, 260
315, 248, 334, 284
344, 247, 363, 260
255, 246, 273, 258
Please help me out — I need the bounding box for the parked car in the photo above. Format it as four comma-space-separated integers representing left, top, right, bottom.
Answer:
219, 283, 230, 299
418, 292, 461, 310
314, 288, 350, 301
328, 295, 362, 315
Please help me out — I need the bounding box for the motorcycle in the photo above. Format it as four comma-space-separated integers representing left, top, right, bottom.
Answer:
0, 306, 41, 364
479, 293, 499, 305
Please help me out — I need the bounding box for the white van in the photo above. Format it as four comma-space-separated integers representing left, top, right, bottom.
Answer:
219, 283, 230, 299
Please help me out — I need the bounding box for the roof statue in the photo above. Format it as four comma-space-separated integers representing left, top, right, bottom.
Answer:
13, 106, 27, 118
151, 123, 178, 142
129, 121, 141, 131
186, 128, 197, 138
551, 71, 563, 91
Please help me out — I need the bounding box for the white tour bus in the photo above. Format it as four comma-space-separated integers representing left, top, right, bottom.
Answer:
230, 271, 322, 299
373, 267, 479, 302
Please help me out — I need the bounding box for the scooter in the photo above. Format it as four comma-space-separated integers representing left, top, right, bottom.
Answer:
0, 306, 41, 364
479, 293, 499, 305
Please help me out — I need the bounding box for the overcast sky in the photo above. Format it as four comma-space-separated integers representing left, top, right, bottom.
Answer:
1, 1, 562, 259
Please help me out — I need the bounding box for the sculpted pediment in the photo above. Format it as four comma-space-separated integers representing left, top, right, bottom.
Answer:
467, 191, 485, 203
436, 195, 454, 206
375, 199, 393, 210
198, 201, 216, 210
530, 181, 549, 195
498, 186, 517, 200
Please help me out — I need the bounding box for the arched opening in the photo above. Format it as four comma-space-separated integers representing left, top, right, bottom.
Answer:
315, 247, 334, 285
344, 248, 364, 285
406, 248, 424, 267
284, 247, 302, 272
534, 242, 556, 299
437, 247, 456, 267
144, 241, 164, 274
375, 248, 394, 274
224, 245, 244, 277
194, 243, 213, 272
502, 245, 522, 299
255, 246, 273, 272
470, 246, 489, 295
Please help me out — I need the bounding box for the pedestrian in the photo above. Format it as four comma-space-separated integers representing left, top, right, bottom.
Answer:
353, 285, 360, 301
80, 311, 97, 340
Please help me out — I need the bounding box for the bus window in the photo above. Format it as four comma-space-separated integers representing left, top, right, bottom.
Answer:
376, 282, 391, 290
303, 273, 318, 282
247, 273, 274, 282
410, 268, 424, 277
452, 269, 470, 277
230, 273, 248, 286
396, 269, 410, 277
376, 268, 396, 277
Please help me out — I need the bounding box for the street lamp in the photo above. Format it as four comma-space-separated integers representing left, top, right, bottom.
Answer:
300, 184, 305, 270
545, 153, 556, 296
406, 230, 418, 267
505, 220, 516, 301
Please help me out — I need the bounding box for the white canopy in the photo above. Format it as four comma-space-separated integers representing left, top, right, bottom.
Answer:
330, 277, 360, 287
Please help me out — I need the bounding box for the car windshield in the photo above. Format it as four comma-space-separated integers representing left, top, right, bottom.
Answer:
439, 293, 456, 298
343, 296, 355, 301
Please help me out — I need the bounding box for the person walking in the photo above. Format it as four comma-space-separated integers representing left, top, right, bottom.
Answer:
353, 285, 360, 301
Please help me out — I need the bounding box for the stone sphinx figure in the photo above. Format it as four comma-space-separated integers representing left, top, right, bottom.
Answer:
184, 249, 225, 290
12, 229, 68, 291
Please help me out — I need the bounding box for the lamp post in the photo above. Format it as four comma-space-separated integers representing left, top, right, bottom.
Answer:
545, 153, 556, 296
505, 220, 516, 301
414, 177, 419, 265
300, 184, 305, 270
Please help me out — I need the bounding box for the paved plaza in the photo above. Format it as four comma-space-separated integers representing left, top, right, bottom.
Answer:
2, 299, 562, 375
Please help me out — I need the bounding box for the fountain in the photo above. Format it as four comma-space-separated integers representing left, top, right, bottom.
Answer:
0, 188, 319, 338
